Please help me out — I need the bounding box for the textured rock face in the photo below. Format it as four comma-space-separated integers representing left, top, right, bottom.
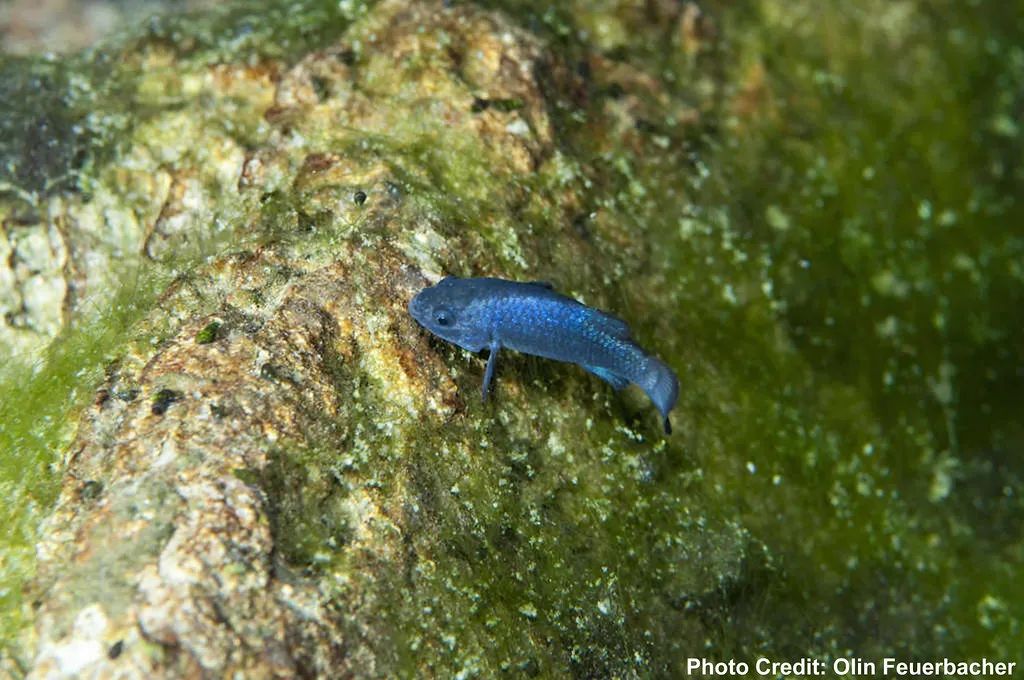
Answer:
21, 2, 738, 677
31, 257, 416, 677
0, 56, 265, 358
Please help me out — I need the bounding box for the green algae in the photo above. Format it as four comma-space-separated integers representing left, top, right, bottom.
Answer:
3, 0, 1023, 674
0, 266, 167, 656
123, 0, 374, 66
450, 0, 1024, 664
0, 0, 374, 201
350, 0, 1023, 669
194, 320, 222, 344
697, 1, 1024, 660
0, 58, 95, 198
0, 51, 144, 207
260, 382, 744, 675
1, 0, 370, 597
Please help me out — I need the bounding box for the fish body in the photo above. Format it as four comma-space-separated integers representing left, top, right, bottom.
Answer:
408, 276, 679, 433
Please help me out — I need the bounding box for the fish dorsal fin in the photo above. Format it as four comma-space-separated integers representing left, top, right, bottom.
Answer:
592, 309, 632, 339
522, 279, 633, 339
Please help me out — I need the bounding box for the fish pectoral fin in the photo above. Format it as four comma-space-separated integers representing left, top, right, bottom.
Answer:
482, 342, 500, 401
583, 365, 630, 391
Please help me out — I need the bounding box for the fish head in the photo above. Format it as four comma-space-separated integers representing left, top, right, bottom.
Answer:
408, 276, 489, 352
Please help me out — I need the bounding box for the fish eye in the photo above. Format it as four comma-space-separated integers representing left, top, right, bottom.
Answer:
434, 308, 454, 327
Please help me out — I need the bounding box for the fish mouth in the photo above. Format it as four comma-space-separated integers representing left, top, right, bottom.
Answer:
407, 291, 429, 326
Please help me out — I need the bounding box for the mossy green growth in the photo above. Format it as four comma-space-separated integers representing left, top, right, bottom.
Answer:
0, 0, 378, 657
0, 58, 96, 198
262, 372, 748, 676
261, 0, 1024, 671
118, 0, 374, 66
512, 0, 1024, 663
0, 0, 375, 203
0, 267, 167, 655
194, 320, 222, 344
696, 0, 1024, 660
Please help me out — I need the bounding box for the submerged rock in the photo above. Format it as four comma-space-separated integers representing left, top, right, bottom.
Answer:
5, 0, 1022, 676
17, 1, 742, 676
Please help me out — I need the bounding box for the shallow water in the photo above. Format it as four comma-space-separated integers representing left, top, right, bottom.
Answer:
1, 0, 1021, 672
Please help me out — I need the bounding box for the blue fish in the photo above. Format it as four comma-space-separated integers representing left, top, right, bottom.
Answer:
408, 276, 679, 433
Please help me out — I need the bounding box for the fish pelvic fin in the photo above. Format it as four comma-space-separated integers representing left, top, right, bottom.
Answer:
583, 364, 631, 391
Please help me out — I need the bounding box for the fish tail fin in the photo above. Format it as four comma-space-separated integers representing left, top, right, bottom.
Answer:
639, 356, 679, 434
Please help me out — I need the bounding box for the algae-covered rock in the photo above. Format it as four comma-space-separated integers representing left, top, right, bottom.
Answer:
10, 1, 742, 676
3, 0, 1023, 677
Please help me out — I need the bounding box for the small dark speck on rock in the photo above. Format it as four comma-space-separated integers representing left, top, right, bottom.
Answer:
572, 212, 593, 240
79, 480, 103, 501
605, 82, 626, 99
151, 389, 181, 415
521, 657, 541, 677
195, 320, 222, 344
338, 48, 356, 66
115, 388, 140, 402
635, 118, 658, 133
311, 75, 331, 102
353, 190, 367, 205
471, 97, 523, 113
108, 640, 124, 659
247, 288, 265, 306
261, 363, 284, 381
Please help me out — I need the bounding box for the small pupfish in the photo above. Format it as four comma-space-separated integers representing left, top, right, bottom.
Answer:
408, 276, 679, 434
